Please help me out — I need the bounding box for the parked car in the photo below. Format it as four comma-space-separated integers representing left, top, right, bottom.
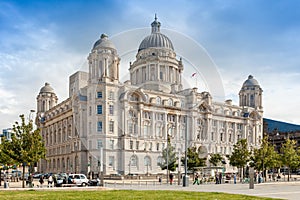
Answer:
68, 174, 89, 186
53, 174, 64, 187
33, 173, 43, 179
88, 178, 100, 186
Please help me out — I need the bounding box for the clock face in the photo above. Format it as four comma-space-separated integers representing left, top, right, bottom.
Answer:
38, 112, 45, 122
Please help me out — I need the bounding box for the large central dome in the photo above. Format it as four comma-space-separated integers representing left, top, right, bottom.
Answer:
138, 15, 174, 52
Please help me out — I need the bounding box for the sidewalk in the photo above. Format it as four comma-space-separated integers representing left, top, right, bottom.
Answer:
2, 179, 300, 200
105, 180, 300, 200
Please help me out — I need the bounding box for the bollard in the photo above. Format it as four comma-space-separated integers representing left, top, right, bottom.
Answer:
249, 167, 254, 189
4, 181, 9, 189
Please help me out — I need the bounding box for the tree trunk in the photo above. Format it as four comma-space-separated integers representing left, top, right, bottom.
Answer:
239, 167, 242, 182
22, 165, 25, 188
0, 169, 2, 186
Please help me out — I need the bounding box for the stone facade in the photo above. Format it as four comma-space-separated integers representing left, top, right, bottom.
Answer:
36, 17, 263, 175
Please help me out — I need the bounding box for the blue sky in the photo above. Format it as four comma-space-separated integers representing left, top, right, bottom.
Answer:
1, 0, 300, 129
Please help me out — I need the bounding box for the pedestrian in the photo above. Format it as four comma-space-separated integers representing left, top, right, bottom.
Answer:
39, 175, 44, 188
219, 172, 222, 184
233, 173, 236, 184
158, 176, 162, 184
169, 173, 174, 185
48, 174, 53, 187
193, 173, 199, 185
215, 173, 219, 184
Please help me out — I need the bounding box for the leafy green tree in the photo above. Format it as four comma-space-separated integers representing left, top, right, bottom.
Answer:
229, 139, 250, 181
182, 146, 206, 175
159, 144, 178, 172
251, 136, 280, 182
280, 138, 299, 181
1, 114, 46, 188
0, 142, 14, 186
209, 153, 223, 166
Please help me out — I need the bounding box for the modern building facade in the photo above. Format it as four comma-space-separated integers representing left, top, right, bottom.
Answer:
35, 17, 263, 176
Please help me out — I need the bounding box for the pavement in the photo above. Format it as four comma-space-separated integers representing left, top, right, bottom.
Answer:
1, 179, 300, 200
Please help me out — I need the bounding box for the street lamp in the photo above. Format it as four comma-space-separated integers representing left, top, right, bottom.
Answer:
183, 115, 189, 187
272, 130, 279, 176
28, 109, 35, 122
166, 125, 175, 184
177, 148, 182, 185
28, 110, 35, 179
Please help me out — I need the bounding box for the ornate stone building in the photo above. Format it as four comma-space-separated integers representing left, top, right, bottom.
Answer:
35, 17, 263, 175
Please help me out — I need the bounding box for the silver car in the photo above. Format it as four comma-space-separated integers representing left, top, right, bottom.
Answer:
68, 174, 89, 186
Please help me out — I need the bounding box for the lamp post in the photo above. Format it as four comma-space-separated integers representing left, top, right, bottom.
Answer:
183, 115, 189, 187
272, 130, 279, 175
28, 110, 35, 182
166, 125, 174, 184
177, 148, 181, 185
28, 110, 35, 122
128, 160, 131, 175
99, 146, 103, 186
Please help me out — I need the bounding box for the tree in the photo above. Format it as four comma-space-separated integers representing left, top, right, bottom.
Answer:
158, 144, 177, 172
1, 114, 46, 188
280, 138, 300, 181
251, 136, 280, 182
209, 153, 223, 167
182, 146, 206, 175
229, 139, 250, 181
0, 142, 14, 186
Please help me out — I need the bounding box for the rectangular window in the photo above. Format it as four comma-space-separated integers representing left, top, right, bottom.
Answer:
89, 122, 92, 135
97, 105, 103, 114
97, 121, 102, 132
149, 142, 152, 151
109, 121, 114, 132
109, 105, 114, 115
136, 141, 139, 150
128, 121, 133, 134
156, 143, 159, 151
109, 139, 114, 150
89, 106, 92, 116
97, 139, 103, 149
130, 141, 133, 150
109, 91, 114, 100
97, 92, 102, 98
109, 156, 114, 167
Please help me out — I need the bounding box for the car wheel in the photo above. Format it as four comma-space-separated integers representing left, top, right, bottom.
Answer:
82, 182, 87, 187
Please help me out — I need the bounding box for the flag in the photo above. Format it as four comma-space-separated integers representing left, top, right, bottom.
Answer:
191, 72, 196, 77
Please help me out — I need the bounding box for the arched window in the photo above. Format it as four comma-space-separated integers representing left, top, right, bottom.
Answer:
168, 98, 173, 106
250, 94, 255, 107
156, 96, 161, 105
130, 155, 138, 166
144, 156, 151, 166
157, 156, 163, 166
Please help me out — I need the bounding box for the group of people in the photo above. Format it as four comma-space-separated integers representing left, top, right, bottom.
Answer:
39, 174, 53, 188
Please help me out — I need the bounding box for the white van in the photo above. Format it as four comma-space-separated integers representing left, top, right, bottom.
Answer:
68, 174, 89, 186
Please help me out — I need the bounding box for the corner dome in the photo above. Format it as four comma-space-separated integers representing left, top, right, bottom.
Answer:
93, 34, 116, 50
138, 15, 174, 52
40, 83, 55, 94
243, 75, 260, 87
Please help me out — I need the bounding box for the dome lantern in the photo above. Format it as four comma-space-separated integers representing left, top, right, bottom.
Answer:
138, 15, 174, 52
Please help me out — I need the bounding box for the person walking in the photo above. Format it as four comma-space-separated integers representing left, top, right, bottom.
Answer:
193, 173, 200, 185
169, 173, 174, 185
233, 173, 237, 184
48, 174, 53, 187
39, 175, 44, 188
219, 172, 222, 184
